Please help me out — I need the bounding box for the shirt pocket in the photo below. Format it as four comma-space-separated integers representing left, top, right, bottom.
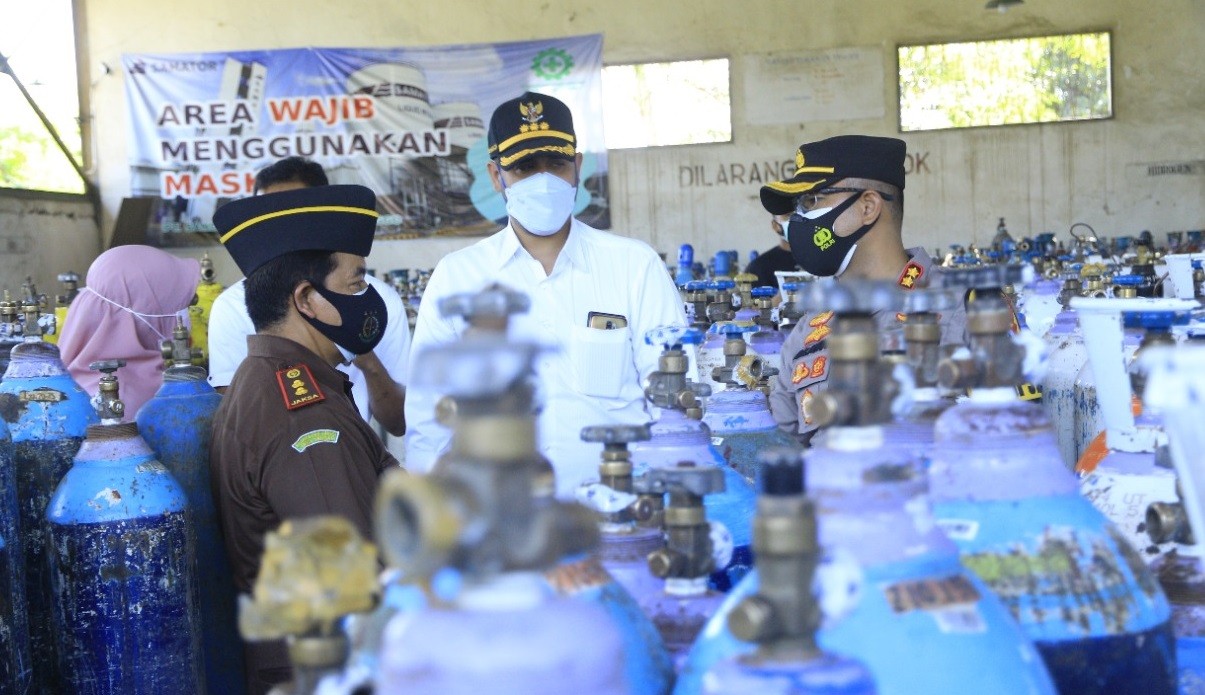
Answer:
569, 324, 635, 400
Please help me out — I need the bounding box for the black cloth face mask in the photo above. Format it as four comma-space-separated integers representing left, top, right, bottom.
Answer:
788, 194, 878, 277
302, 282, 387, 357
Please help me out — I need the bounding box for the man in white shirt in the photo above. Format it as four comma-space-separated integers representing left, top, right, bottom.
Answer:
208, 157, 409, 435
404, 91, 687, 495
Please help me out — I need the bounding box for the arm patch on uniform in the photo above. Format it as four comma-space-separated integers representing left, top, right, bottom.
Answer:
292, 429, 340, 452
276, 364, 326, 410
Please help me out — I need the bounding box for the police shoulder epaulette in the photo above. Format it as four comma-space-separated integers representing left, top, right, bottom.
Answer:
276, 364, 326, 410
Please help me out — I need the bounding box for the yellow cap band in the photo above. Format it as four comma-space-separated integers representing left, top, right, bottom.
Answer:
219, 205, 379, 244
495, 128, 575, 155
499, 144, 576, 168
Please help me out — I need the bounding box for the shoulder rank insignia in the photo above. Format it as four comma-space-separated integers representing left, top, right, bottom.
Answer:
276, 364, 325, 410
804, 311, 834, 346
898, 261, 924, 289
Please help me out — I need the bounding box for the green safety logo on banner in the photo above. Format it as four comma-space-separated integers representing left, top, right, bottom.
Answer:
532, 48, 574, 80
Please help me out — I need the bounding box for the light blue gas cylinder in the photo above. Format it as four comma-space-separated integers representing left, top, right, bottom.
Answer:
930, 294, 1176, 694
745, 286, 784, 360
1039, 277, 1088, 469
677, 426, 1057, 695
46, 360, 203, 693
0, 417, 31, 693
699, 451, 877, 695
634, 463, 732, 666
698, 282, 738, 393
677, 302, 1055, 695
632, 326, 757, 592
136, 324, 244, 695
570, 423, 676, 695
703, 327, 801, 485
677, 244, 697, 287
375, 339, 628, 695
0, 307, 98, 693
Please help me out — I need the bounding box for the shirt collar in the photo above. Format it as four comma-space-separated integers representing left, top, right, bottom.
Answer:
495, 218, 585, 272
247, 334, 350, 391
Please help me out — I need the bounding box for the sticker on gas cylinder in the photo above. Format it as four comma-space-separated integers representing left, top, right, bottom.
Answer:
931, 605, 988, 634
18, 388, 66, 403
882, 574, 981, 615
936, 518, 980, 541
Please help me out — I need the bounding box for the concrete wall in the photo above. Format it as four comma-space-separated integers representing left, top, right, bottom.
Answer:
78, 0, 1204, 285
0, 190, 99, 296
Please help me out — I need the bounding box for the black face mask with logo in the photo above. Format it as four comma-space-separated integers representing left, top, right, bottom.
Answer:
787, 194, 878, 277
302, 282, 387, 356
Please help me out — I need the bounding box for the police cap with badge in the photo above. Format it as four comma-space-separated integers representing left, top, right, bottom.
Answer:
759, 135, 907, 215
212, 183, 379, 277
488, 91, 577, 170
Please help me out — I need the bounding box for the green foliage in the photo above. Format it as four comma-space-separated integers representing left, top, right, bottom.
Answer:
899, 32, 1112, 131
0, 122, 84, 193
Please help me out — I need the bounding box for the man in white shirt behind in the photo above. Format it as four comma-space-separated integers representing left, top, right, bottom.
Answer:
404, 91, 687, 496
208, 157, 409, 436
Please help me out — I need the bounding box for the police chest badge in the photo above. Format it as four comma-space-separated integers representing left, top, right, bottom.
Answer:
276, 364, 325, 410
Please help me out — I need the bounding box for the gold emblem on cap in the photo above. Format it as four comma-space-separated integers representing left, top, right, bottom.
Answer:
519, 100, 550, 134
796, 150, 805, 170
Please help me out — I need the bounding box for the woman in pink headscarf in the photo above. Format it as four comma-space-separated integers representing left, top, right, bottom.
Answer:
59, 245, 201, 419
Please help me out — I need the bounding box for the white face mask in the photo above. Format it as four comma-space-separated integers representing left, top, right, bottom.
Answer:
503, 171, 577, 236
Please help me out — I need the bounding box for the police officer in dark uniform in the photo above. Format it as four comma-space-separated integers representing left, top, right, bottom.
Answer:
209, 184, 397, 694
759, 135, 967, 442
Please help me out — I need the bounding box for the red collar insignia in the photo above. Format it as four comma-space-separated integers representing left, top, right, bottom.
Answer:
276, 364, 326, 410
897, 261, 924, 290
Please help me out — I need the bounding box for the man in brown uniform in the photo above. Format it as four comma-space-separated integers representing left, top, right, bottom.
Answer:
759, 135, 966, 443
209, 184, 397, 693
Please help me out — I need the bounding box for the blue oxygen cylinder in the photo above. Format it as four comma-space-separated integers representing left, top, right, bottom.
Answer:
683, 281, 711, 331
677, 244, 697, 287
47, 359, 203, 694
930, 294, 1176, 694
136, 322, 244, 695
676, 301, 1056, 695
0, 292, 23, 381
0, 417, 31, 692
632, 326, 756, 592
0, 300, 98, 693
713, 251, 732, 280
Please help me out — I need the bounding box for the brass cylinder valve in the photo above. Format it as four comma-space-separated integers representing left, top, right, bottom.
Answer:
89, 359, 127, 422
644, 326, 710, 419
642, 462, 726, 584
199, 253, 217, 284
581, 423, 652, 527
937, 292, 1024, 391
728, 449, 821, 662
376, 339, 599, 582
56, 271, 80, 307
